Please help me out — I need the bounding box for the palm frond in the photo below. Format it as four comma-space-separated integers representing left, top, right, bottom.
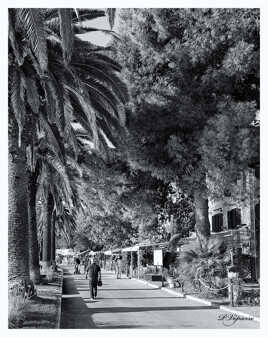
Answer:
45, 9, 106, 28
42, 8, 59, 21
89, 53, 122, 71
67, 156, 82, 178
71, 41, 121, 71
58, 9, 73, 65
83, 80, 119, 117
71, 101, 93, 140
45, 18, 60, 35
25, 77, 40, 115
26, 143, 37, 172
8, 10, 24, 66
72, 36, 112, 52
46, 151, 73, 203
72, 62, 128, 104
68, 125, 81, 159
17, 9, 48, 73
45, 74, 65, 135
74, 25, 120, 40
62, 89, 81, 159
9, 67, 26, 147
89, 94, 121, 129
106, 8, 116, 29
72, 9, 105, 23
64, 81, 99, 150
97, 119, 117, 148
39, 111, 65, 163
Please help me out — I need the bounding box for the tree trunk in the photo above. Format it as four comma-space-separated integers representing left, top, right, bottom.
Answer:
51, 211, 56, 269
8, 138, 30, 285
39, 239, 43, 261
42, 192, 53, 273
194, 190, 210, 249
28, 160, 41, 284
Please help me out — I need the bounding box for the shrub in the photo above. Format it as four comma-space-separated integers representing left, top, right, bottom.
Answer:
174, 237, 231, 296
8, 292, 28, 328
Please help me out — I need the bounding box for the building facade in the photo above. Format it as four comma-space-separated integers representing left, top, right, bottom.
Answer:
208, 169, 260, 281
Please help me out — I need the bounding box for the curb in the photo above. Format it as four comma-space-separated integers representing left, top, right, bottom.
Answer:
132, 277, 159, 289
185, 294, 213, 306
132, 277, 184, 297
131, 276, 259, 321
56, 267, 64, 329
162, 287, 185, 298
184, 293, 260, 322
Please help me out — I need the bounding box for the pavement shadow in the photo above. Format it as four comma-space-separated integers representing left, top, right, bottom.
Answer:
99, 288, 160, 291
96, 324, 146, 329
32, 296, 56, 305
84, 296, 178, 300
60, 271, 96, 329
85, 305, 219, 314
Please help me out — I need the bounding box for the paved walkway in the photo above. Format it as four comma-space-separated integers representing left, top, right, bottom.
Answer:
60, 266, 259, 329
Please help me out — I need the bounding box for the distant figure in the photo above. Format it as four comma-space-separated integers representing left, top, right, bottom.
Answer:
87, 257, 101, 300
112, 256, 116, 274
85, 258, 91, 279
116, 256, 122, 279
74, 257, 81, 274
82, 256, 88, 274
126, 259, 131, 278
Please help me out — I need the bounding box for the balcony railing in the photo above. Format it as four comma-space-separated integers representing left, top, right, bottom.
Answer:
211, 226, 253, 253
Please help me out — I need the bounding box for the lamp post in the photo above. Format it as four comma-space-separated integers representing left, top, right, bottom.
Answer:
228, 267, 239, 307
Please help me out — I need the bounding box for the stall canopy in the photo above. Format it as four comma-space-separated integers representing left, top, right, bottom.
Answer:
77, 250, 97, 256
121, 242, 169, 252
122, 245, 139, 252
137, 242, 169, 249
111, 248, 121, 254
104, 250, 112, 256
56, 248, 74, 256
105, 242, 170, 256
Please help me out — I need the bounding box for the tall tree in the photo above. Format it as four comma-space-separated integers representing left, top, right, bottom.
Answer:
115, 8, 259, 247
8, 8, 128, 285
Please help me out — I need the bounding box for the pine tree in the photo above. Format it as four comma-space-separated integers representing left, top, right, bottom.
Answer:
115, 8, 259, 247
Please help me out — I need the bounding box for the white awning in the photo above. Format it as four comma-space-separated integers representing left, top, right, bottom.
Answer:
56, 248, 74, 256
77, 249, 91, 256
104, 250, 112, 255
122, 245, 139, 252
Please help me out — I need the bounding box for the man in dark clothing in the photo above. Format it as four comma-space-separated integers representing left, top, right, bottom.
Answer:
87, 258, 101, 300
74, 257, 81, 274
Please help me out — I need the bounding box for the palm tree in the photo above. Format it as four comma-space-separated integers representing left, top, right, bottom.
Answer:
36, 151, 80, 275
8, 8, 128, 286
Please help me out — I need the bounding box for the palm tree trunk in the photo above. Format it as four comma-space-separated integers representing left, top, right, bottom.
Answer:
51, 211, 56, 270
8, 136, 30, 285
42, 192, 53, 274
28, 160, 41, 284
194, 190, 210, 248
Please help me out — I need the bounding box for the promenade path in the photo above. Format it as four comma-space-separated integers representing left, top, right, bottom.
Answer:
60, 266, 259, 329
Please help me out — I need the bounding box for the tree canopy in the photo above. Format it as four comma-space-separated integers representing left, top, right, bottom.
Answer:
116, 8, 259, 194
113, 9, 259, 243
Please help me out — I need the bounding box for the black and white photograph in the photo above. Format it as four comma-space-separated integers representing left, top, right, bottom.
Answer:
4, 1, 264, 332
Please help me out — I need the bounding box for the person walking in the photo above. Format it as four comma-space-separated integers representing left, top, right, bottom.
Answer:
83, 256, 88, 274
116, 256, 122, 279
87, 257, 101, 300
74, 257, 81, 274
85, 257, 91, 279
